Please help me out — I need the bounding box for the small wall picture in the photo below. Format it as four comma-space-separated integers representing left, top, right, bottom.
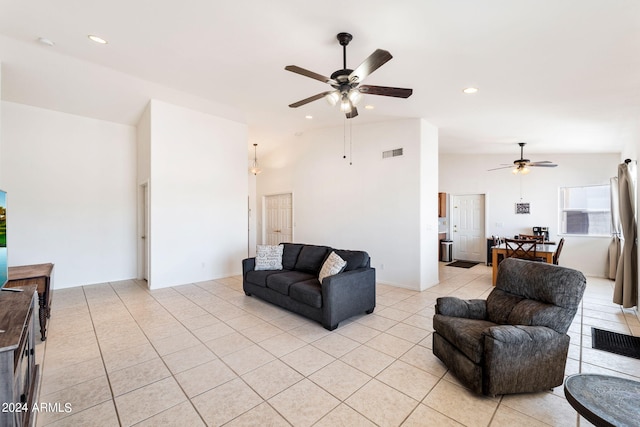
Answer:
515, 202, 530, 214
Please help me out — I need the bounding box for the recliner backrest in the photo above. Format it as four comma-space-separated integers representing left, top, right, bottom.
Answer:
487, 258, 586, 334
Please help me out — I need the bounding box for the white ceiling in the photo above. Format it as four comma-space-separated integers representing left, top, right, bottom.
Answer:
0, 0, 638, 157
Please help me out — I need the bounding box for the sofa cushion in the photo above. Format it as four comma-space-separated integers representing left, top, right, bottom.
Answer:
318, 251, 347, 283
282, 243, 305, 270
266, 271, 316, 295
433, 314, 497, 364
245, 270, 287, 288
290, 279, 322, 308
255, 245, 284, 271
334, 250, 370, 271
294, 245, 331, 274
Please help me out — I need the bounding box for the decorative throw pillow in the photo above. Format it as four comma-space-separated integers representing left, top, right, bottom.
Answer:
318, 251, 347, 283
255, 245, 284, 271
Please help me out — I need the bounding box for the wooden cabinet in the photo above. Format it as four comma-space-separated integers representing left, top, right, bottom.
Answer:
7, 263, 54, 341
0, 285, 40, 427
438, 192, 447, 217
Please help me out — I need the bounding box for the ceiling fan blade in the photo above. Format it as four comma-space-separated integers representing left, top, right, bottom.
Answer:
348, 49, 393, 82
285, 65, 337, 85
359, 85, 413, 98
529, 163, 558, 167
288, 91, 333, 108
346, 105, 358, 119
487, 166, 515, 171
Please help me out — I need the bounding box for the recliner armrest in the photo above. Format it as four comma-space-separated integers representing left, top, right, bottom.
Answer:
435, 297, 487, 319
484, 324, 562, 344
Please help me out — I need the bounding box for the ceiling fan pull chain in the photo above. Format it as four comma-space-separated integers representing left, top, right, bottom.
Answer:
349, 119, 353, 166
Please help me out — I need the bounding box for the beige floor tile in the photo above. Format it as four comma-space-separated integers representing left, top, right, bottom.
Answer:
43, 341, 102, 371
190, 322, 235, 342
177, 313, 220, 330
226, 313, 264, 330
140, 321, 189, 342
258, 332, 307, 357
280, 344, 335, 376
221, 344, 276, 375
115, 377, 187, 426
501, 389, 587, 427
241, 359, 304, 399
150, 331, 201, 356
268, 378, 340, 426
336, 322, 381, 344
312, 332, 361, 358
345, 379, 418, 427
355, 313, 398, 331
174, 359, 237, 398
268, 312, 314, 331
41, 400, 119, 427
401, 403, 464, 426
376, 306, 413, 321
376, 360, 440, 400
40, 357, 105, 396
162, 343, 217, 374
287, 322, 332, 343
340, 345, 395, 377
400, 314, 434, 332
239, 322, 284, 342
191, 378, 263, 426
309, 360, 372, 400
223, 401, 289, 426
315, 403, 377, 427
422, 379, 498, 427
37, 376, 113, 426
490, 405, 552, 427
399, 344, 448, 377
365, 332, 414, 358
102, 342, 160, 373
133, 401, 205, 427
386, 322, 431, 343
108, 358, 171, 396
204, 331, 253, 357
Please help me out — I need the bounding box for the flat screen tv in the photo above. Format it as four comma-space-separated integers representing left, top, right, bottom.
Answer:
0, 190, 6, 287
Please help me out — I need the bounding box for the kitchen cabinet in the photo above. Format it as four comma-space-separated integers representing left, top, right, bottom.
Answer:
438, 193, 447, 217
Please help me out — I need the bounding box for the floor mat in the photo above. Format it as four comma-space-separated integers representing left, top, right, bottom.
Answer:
592, 328, 640, 360
446, 260, 481, 269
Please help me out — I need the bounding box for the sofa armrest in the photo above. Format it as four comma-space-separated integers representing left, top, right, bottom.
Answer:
242, 258, 255, 277
435, 297, 487, 320
321, 267, 376, 330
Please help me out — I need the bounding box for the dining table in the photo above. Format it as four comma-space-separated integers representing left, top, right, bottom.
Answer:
491, 243, 557, 285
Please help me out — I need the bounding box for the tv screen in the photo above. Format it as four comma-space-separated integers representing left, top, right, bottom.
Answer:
0, 190, 6, 287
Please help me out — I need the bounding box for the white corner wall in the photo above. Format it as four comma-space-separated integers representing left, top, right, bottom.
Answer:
256, 118, 439, 290
0, 101, 137, 288
439, 152, 620, 277
419, 120, 439, 290
148, 100, 247, 289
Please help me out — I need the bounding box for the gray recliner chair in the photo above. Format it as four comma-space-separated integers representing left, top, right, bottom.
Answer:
433, 258, 586, 396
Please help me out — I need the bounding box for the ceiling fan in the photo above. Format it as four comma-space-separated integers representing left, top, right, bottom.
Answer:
285, 32, 413, 119
488, 142, 558, 174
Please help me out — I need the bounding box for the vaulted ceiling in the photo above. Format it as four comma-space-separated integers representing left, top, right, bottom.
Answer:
0, 0, 638, 156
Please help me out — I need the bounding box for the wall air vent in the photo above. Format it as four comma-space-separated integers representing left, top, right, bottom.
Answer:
382, 148, 403, 159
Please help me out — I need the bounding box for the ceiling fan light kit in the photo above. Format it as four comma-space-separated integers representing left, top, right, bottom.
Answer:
285, 32, 413, 119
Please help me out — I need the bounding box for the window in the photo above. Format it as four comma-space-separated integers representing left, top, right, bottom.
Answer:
559, 185, 611, 236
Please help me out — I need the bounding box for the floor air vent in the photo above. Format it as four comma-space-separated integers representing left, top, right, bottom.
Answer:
382, 148, 403, 159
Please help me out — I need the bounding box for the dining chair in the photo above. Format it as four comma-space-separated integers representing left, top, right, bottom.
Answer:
553, 237, 565, 265
504, 238, 542, 261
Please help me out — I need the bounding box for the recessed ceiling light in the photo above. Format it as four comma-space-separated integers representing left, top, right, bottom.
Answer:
305, 115, 313, 119
37, 37, 55, 47
463, 87, 478, 94
88, 35, 108, 44
364, 105, 375, 110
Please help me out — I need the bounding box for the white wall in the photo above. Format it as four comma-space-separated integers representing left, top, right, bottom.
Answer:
439, 152, 620, 277
419, 120, 440, 290
256, 118, 439, 290
0, 101, 137, 288
148, 100, 247, 289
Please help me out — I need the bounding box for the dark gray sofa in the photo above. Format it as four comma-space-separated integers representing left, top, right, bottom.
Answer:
242, 243, 376, 330
433, 258, 586, 396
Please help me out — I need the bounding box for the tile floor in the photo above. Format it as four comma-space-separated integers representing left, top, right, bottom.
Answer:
33, 263, 640, 426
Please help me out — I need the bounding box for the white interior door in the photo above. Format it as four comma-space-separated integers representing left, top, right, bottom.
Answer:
451, 194, 485, 262
264, 193, 293, 245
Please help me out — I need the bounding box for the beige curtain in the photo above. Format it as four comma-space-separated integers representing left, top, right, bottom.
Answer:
613, 162, 638, 308
606, 177, 620, 279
